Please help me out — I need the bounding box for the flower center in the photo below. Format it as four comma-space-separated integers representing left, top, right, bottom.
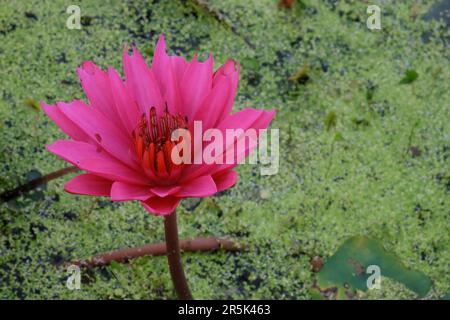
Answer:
132, 106, 188, 177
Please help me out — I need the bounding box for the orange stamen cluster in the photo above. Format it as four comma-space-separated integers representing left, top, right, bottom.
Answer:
132, 106, 188, 176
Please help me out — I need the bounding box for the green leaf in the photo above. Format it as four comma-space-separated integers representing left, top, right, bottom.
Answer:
288, 64, 310, 84
334, 131, 344, 141
315, 236, 432, 299
241, 57, 260, 71
143, 47, 154, 57
109, 261, 122, 271
324, 111, 337, 131
24, 98, 40, 112
399, 70, 419, 84
351, 117, 370, 127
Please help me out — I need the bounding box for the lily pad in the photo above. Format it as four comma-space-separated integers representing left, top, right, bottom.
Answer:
315, 236, 432, 299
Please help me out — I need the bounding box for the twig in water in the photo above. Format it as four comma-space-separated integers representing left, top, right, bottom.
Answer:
189, 0, 256, 49
1, 166, 79, 203
70, 237, 245, 268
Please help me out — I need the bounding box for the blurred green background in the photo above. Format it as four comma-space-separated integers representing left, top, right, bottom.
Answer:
0, 0, 448, 299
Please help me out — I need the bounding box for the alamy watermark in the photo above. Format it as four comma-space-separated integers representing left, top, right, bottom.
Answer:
66, 264, 81, 290
366, 265, 381, 290
170, 123, 279, 176
66, 5, 81, 30
367, 5, 381, 30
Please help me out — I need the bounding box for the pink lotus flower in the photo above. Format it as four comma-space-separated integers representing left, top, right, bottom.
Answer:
41, 35, 275, 215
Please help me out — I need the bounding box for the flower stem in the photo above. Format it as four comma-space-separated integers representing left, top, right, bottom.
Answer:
164, 210, 193, 300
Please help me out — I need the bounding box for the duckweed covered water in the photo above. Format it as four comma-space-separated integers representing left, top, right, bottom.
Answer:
0, 0, 448, 299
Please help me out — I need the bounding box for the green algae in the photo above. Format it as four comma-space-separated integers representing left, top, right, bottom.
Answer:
0, 0, 449, 299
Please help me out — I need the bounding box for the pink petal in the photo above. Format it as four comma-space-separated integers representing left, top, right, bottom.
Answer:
210, 108, 276, 174
179, 54, 214, 120
176, 175, 217, 197
47, 139, 100, 166
111, 181, 153, 201
217, 108, 276, 134
57, 100, 138, 168
123, 45, 164, 115
108, 67, 141, 135
77, 61, 123, 128
193, 71, 232, 130
212, 59, 240, 125
213, 170, 238, 192
218, 111, 270, 164
64, 174, 112, 196
171, 56, 187, 85
78, 158, 149, 186
217, 108, 276, 159
181, 108, 276, 182
47, 140, 148, 186
141, 196, 181, 215
41, 102, 92, 143
152, 34, 182, 115
213, 59, 237, 86
151, 185, 181, 198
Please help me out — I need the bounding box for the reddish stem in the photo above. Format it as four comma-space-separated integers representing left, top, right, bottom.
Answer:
164, 211, 193, 300
71, 237, 243, 268
0, 166, 79, 202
